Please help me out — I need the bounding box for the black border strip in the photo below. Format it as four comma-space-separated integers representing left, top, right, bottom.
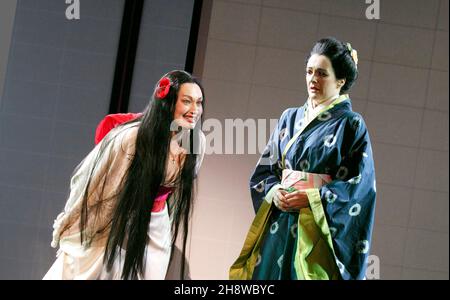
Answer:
108, 0, 144, 114
185, 0, 203, 74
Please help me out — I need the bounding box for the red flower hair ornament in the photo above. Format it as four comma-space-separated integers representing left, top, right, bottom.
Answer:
156, 77, 172, 99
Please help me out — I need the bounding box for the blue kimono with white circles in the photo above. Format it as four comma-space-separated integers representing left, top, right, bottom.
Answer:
250, 98, 376, 280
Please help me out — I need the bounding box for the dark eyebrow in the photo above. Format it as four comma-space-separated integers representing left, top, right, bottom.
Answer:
306, 67, 328, 72
181, 95, 203, 101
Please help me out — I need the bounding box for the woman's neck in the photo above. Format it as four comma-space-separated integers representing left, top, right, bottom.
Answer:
310, 94, 339, 109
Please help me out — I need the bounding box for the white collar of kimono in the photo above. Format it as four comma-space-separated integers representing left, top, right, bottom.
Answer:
305, 94, 339, 123
281, 94, 349, 168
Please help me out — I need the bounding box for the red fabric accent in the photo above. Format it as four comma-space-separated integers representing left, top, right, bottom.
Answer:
156, 77, 171, 99
95, 114, 172, 213
94, 113, 142, 145
152, 186, 174, 212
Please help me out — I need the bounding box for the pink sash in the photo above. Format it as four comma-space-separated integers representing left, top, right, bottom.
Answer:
152, 186, 174, 212
281, 169, 331, 190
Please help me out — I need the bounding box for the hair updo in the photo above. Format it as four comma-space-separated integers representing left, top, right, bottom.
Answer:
306, 37, 358, 94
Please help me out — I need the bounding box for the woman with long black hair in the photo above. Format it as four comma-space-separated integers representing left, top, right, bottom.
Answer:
44, 70, 206, 280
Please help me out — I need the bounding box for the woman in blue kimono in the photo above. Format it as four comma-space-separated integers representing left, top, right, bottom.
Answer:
230, 37, 376, 280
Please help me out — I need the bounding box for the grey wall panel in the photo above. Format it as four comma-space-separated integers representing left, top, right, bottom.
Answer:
0, 0, 124, 279
0, 0, 199, 280
128, 0, 195, 113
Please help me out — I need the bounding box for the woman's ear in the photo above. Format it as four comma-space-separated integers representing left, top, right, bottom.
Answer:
337, 79, 346, 88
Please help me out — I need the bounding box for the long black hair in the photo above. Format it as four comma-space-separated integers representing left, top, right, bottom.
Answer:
78, 70, 205, 279
306, 37, 358, 94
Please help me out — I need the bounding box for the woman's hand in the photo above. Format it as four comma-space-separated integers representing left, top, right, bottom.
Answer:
273, 189, 289, 211
274, 189, 310, 212
285, 190, 310, 211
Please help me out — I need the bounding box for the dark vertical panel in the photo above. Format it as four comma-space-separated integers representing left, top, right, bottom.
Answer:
192, 0, 212, 78
185, 0, 203, 74
109, 0, 144, 114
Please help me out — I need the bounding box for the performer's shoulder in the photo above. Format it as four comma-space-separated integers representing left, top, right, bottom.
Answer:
107, 123, 140, 155
280, 107, 299, 120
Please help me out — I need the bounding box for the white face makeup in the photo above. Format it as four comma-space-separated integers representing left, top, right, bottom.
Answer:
173, 83, 203, 129
306, 54, 345, 104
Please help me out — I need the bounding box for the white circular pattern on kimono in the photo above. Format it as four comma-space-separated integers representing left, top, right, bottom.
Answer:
349, 204, 362, 216
348, 174, 362, 184
299, 159, 310, 171
254, 181, 265, 193
279, 128, 287, 141
290, 223, 298, 239
325, 190, 338, 203
324, 134, 337, 147
362, 152, 368, 158
356, 240, 370, 254
285, 159, 293, 170
277, 254, 284, 268
329, 226, 337, 237
351, 116, 361, 130
318, 111, 332, 121
255, 254, 262, 266
295, 120, 303, 130
270, 221, 279, 234
336, 166, 349, 180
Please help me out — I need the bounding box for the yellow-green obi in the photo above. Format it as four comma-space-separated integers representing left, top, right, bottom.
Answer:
229, 171, 340, 280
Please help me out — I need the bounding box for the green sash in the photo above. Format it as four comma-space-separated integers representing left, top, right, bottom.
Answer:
229, 200, 273, 280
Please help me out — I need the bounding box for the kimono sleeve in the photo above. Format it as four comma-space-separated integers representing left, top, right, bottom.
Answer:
249, 109, 291, 212
51, 126, 136, 248
311, 113, 377, 279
